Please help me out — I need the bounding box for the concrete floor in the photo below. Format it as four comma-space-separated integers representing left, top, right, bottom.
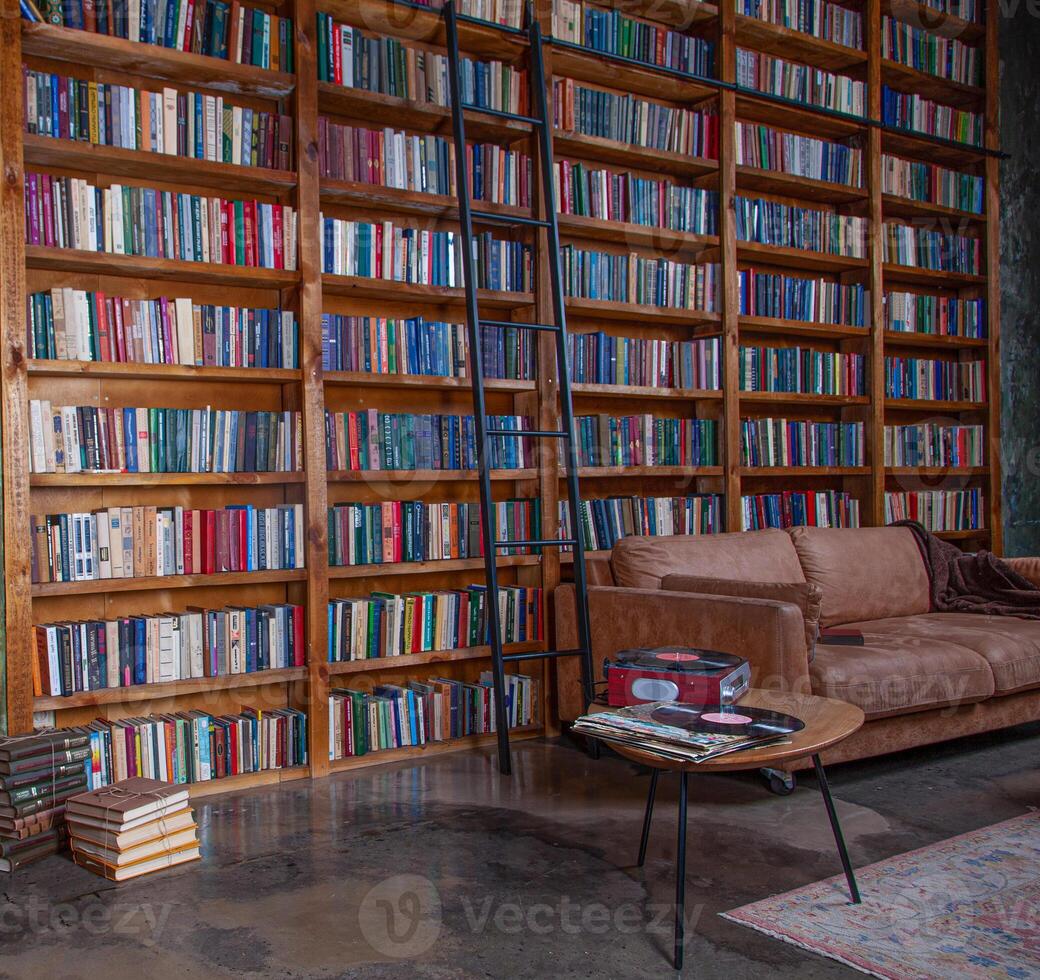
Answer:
2, 722, 1039, 979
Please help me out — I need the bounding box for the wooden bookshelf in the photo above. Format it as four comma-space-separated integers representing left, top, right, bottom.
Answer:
0, 0, 1002, 785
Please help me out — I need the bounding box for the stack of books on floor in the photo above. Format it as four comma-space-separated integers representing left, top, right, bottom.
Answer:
67, 777, 201, 881
0, 730, 91, 871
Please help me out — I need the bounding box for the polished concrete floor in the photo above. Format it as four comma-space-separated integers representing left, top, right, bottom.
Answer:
2, 721, 1039, 979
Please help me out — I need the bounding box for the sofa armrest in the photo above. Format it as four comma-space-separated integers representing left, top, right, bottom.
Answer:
1003, 557, 1040, 589
553, 584, 812, 721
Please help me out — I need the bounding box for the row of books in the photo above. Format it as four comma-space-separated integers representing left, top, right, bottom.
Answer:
30, 503, 305, 584
559, 247, 720, 311
739, 346, 865, 395
320, 219, 532, 292
881, 15, 980, 86
561, 494, 723, 550
881, 86, 983, 146
884, 489, 983, 530
24, 173, 299, 269
573, 415, 717, 468
328, 498, 540, 566
552, 0, 716, 77
324, 412, 535, 472
436, 0, 523, 28
318, 119, 532, 207
320, 314, 535, 380
734, 0, 862, 48
735, 122, 863, 187
740, 418, 865, 468
28, 403, 302, 474
34, 603, 305, 698
329, 673, 536, 759
735, 197, 867, 257
554, 161, 718, 234
884, 356, 986, 401
883, 423, 984, 467
38, 0, 294, 71
913, 0, 980, 19
23, 69, 293, 170
26, 290, 299, 368
882, 155, 984, 214
78, 709, 308, 789
736, 50, 866, 116
567, 331, 721, 390
551, 79, 719, 159
738, 270, 868, 326
882, 223, 982, 274
317, 19, 528, 116
742, 491, 861, 530
884, 291, 985, 337
328, 585, 542, 663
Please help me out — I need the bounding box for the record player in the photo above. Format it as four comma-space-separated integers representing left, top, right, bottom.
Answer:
605, 647, 751, 707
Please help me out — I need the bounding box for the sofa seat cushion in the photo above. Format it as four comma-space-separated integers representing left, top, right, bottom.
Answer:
840, 613, 1040, 696
611, 529, 805, 590
810, 632, 994, 719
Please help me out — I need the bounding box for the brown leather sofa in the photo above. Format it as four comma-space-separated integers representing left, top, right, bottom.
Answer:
555, 525, 1040, 771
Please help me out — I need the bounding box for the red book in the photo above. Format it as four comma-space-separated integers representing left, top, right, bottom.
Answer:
332, 23, 342, 85
272, 205, 283, 269
243, 201, 256, 267
392, 500, 403, 562
40, 175, 54, 248
220, 201, 230, 264
292, 605, 305, 667
181, 0, 195, 50
203, 509, 217, 575
374, 222, 383, 279
237, 509, 248, 570
347, 412, 360, 471
183, 509, 193, 575
33, 627, 50, 697
92, 291, 111, 361
411, 595, 423, 653
57, 84, 69, 141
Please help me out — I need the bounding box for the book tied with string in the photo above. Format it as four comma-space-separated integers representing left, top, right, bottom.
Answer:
66, 777, 201, 881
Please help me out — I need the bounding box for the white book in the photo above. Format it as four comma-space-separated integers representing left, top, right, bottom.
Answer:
120, 506, 134, 577
96, 513, 112, 579
61, 407, 82, 473
188, 612, 205, 679
44, 627, 62, 696
108, 508, 124, 580
29, 399, 47, 474
174, 296, 195, 365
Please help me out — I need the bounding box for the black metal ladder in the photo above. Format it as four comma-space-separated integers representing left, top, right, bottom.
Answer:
443, 0, 594, 775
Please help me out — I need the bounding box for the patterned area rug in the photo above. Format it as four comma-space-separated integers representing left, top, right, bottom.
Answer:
722, 811, 1040, 979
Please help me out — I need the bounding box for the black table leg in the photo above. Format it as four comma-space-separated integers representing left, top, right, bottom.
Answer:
812, 753, 861, 904
637, 769, 659, 868
674, 771, 688, 971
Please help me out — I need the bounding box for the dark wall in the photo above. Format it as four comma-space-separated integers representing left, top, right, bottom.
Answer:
1000, 8, 1040, 555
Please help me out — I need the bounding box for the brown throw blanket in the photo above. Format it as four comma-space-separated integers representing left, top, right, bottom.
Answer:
892, 520, 1040, 619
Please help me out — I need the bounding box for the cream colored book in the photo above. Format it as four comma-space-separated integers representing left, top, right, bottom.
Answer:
74, 840, 201, 881
71, 824, 199, 867
65, 777, 189, 828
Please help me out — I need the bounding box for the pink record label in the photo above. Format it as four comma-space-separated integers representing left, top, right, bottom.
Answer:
701, 712, 752, 725
655, 652, 700, 662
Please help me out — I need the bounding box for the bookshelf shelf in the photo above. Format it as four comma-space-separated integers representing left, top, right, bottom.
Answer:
880, 0, 985, 43
32, 568, 308, 598
880, 129, 984, 170
882, 263, 987, 289
577, 465, 724, 478
597, 0, 718, 30
733, 16, 867, 72
322, 371, 535, 393
735, 165, 867, 206
736, 241, 869, 275
564, 297, 721, 326
29, 472, 306, 487
319, 181, 529, 223
570, 383, 723, 401
553, 132, 719, 182
188, 766, 309, 801
21, 22, 296, 98
882, 332, 988, 351
326, 468, 537, 482
880, 60, 985, 110
885, 398, 986, 412
734, 92, 866, 141
28, 361, 301, 383
556, 214, 719, 255
935, 528, 989, 540
327, 640, 543, 677
886, 467, 990, 476
740, 466, 871, 477
740, 392, 871, 408
320, 274, 534, 309
328, 555, 540, 580
739, 317, 869, 342
33, 666, 308, 711
881, 193, 985, 227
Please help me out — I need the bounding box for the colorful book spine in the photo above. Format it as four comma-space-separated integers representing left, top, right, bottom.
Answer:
327, 585, 542, 662
736, 49, 866, 116
742, 491, 861, 529
884, 423, 984, 467
734, 197, 867, 257
554, 160, 718, 234
327, 498, 541, 565
882, 15, 980, 86
884, 356, 986, 401
320, 218, 532, 292
26, 289, 298, 367
738, 270, 867, 325
33, 603, 305, 697
884, 291, 985, 337
884, 489, 983, 529
552, 78, 718, 158
320, 314, 535, 380
323, 411, 535, 472
882, 222, 982, 273
881, 85, 983, 145
881, 155, 984, 214
560, 494, 723, 550
23, 173, 298, 269
573, 415, 717, 467
29, 503, 305, 584
734, 0, 863, 47
739, 345, 865, 395
28, 403, 302, 474
23, 69, 293, 169
567, 331, 721, 389
560, 246, 720, 311
740, 418, 865, 467
735, 122, 863, 187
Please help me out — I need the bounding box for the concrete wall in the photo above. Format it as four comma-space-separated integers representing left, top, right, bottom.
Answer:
999, 8, 1040, 555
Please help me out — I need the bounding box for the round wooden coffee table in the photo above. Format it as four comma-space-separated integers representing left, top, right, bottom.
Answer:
589, 690, 865, 970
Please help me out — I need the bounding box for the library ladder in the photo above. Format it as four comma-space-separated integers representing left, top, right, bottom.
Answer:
443, 0, 594, 775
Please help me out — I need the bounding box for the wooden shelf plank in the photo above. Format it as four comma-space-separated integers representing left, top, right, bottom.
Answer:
880, 128, 985, 170
565, 297, 721, 326
327, 640, 542, 677
28, 361, 300, 383
880, 0, 985, 43
323, 371, 535, 392
739, 316, 869, 341
736, 241, 869, 274
320, 274, 534, 309
30, 472, 305, 487
934, 527, 988, 540
553, 131, 719, 182
881, 193, 985, 226
734, 16, 868, 72
32, 568, 307, 598
328, 726, 542, 772
736, 165, 867, 206
327, 468, 536, 482
320, 179, 530, 223
556, 214, 719, 254
881, 59, 985, 111
571, 383, 723, 400
885, 397, 986, 411
882, 263, 986, 288
740, 466, 870, 476
577, 465, 723, 478
886, 466, 989, 476
740, 391, 870, 407
328, 554, 540, 579
188, 765, 310, 800
882, 331, 988, 350
735, 92, 867, 141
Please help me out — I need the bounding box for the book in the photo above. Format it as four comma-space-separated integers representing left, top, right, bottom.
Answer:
73, 840, 201, 880
883, 423, 984, 468
882, 222, 982, 274
573, 415, 718, 467
736, 48, 866, 116
735, 0, 863, 48
735, 122, 863, 187
882, 15, 980, 86
742, 491, 861, 530
559, 494, 723, 551
884, 291, 985, 338
567, 331, 721, 390
884, 356, 986, 401
739, 345, 865, 396
66, 777, 189, 824
70, 825, 198, 866
881, 155, 984, 215
741, 419, 865, 468
881, 85, 983, 146
738, 269, 867, 326
61, 806, 196, 849
734, 197, 867, 257
884, 489, 983, 531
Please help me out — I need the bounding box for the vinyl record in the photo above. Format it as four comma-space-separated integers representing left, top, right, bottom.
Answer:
649, 702, 805, 738
613, 647, 744, 674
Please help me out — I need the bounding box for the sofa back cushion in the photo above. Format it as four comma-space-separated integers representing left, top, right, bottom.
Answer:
611, 529, 805, 590
787, 526, 931, 627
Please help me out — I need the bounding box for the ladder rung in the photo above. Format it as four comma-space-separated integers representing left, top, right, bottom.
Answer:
460, 103, 543, 126
472, 209, 551, 229
487, 428, 566, 437
479, 319, 559, 332
494, 538, 577, 549
503, 648, 588, 663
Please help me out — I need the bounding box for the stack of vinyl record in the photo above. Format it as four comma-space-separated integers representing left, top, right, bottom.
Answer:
67, 777, 201, 881
0, 730, 92, 872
